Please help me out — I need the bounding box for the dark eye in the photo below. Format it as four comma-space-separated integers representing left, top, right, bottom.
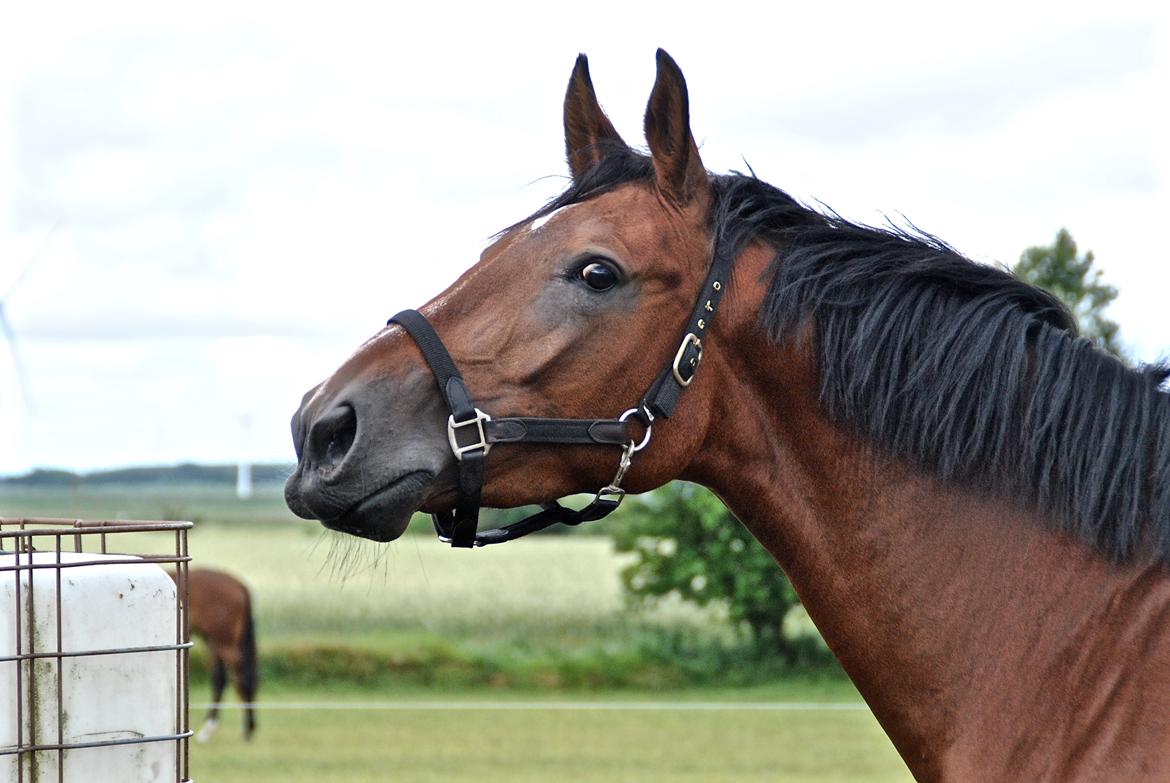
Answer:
579, 261, 619, 291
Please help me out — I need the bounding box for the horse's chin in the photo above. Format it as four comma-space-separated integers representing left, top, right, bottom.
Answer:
318, 469, 436, 542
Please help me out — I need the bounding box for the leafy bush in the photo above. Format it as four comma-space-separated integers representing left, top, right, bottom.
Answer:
611, 482, 803, 660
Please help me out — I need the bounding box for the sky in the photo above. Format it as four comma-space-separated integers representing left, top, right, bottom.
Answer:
0, 1, 1166, 474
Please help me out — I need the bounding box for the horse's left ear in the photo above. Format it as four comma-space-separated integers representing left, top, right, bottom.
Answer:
644, 49, 708, 206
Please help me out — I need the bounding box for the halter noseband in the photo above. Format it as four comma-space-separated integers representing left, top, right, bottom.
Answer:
388, 247, 730, 548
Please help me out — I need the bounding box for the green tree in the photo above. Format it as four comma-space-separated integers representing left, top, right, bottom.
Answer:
611, 482, 801, 658
1013, 228, 1122, 356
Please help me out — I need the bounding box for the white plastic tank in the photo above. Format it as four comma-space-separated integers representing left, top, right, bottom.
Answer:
1, 551, 182, 782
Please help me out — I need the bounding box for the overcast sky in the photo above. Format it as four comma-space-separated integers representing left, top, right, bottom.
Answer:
0, 1, 1166, 474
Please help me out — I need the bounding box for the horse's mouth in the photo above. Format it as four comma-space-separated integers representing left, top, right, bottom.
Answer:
320, 470, 435, 542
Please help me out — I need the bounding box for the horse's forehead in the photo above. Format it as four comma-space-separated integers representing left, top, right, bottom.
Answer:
528, 204, 573, 233
527, 192, 681, 255
527, 188, 657, 234
474, 187, 694, 284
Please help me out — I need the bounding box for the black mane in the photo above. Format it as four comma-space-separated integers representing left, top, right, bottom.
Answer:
522, 149, 1170, 562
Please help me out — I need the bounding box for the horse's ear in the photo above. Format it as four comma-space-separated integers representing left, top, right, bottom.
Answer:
564, 54, 628, 181
643, 49, 707, 206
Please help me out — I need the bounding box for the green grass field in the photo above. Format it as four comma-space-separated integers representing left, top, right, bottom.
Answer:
3, 484, 670, 638
189, 685, 911, 783
181, 524, 907, 780
2, 482, 912, 779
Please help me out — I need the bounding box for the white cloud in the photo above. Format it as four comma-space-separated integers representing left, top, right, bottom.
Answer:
1, 0, 1167, 472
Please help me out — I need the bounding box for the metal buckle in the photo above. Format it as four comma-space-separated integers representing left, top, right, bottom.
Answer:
606, 443, 635, 492
671, 333, 703, 387
593, 485, 626, 507
587, 436, 635, 512
447, 408, 492, 461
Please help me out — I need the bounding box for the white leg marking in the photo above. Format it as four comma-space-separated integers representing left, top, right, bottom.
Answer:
195, 717, 219, 743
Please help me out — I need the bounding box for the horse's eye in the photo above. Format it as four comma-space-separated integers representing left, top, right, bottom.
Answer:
579, 261, 619, 291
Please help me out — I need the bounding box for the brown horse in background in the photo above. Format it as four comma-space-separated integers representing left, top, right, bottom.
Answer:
284, 50, 1170, 780
170, 567, 258, 741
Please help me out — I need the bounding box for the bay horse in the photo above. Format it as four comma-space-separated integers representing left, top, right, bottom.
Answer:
170, 567, 259, 741
283, 50, 1170, 781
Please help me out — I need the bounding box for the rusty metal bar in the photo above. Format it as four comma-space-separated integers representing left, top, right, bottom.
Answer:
0, 517, 194, 529
0, 519, 196, 531
26, 538, 38, 782
0, 730, 195, 755
55, 535, 63, 783
0, 555, 192, 574
0, 641, 194, 663
13, 532, 24, 783
175, 526, 191, 782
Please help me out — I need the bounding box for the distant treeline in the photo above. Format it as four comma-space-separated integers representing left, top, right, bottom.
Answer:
0, 463, 296, 487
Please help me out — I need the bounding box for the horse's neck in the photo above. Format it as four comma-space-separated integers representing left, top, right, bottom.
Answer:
686, 247, 1170, 780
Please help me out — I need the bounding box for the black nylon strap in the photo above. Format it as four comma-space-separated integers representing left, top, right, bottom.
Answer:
432, 493, 623, 546
451, 449, 483, 547
472, 495, 623, 545
389, 310, 482, 547
642, 252, 732, 419
389, 310, 476, 421
486, 418, 629, 446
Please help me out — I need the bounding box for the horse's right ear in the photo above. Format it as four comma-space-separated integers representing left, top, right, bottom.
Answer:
564, 54, 628, 181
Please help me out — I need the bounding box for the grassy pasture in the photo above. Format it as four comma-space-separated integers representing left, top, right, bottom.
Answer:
2, 482, 911, 779
187, 521, 652, 637
5, 506, 722, 642
169, 521, 752, 689
2, 483, 828, 689
189, 685, 911, 783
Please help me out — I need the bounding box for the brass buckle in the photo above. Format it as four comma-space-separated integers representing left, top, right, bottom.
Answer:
447, 409, 492, 461
671, 333, 703, 386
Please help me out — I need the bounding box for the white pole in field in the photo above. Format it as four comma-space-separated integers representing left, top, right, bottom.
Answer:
236, 413, 253, 499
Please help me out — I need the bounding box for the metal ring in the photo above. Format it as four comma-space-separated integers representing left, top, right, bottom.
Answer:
619, 408, 652, 453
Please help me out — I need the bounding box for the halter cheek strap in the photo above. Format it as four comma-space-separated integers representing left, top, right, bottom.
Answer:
641, 272, 728, 419
387, 247, 732, 548
387, 310, 486, 547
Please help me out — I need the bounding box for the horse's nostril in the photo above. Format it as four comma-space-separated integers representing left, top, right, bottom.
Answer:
308, 404, 358, 472
325, 417, 356, 468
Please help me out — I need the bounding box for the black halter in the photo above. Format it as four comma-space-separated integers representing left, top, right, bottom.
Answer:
388, 247, 731, 548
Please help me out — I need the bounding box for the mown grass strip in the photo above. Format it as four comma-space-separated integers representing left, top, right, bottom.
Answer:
189, 687, 912, 783
193, 700, 871, 711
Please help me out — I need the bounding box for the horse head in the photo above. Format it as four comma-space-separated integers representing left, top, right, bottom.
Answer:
285, 51, 729, 542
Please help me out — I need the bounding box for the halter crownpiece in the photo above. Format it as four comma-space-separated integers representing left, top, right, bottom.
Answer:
388, 244, 732, 548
